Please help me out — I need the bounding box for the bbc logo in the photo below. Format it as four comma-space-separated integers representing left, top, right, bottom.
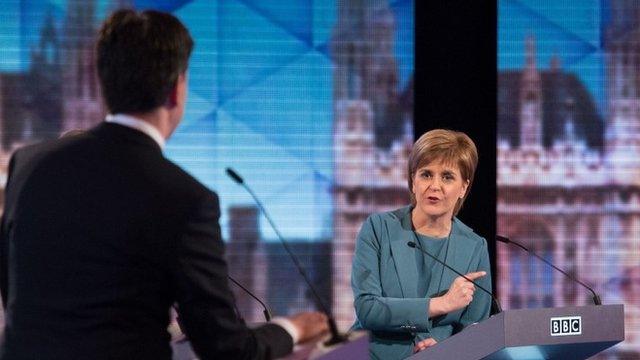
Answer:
550, 316, 582, 336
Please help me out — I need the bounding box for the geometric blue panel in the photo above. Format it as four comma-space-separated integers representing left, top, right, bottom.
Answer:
499, 0, 598, 70
175, 0, 219, 107
219, 50, 332, 171
165, 109, 220, 192
238, 0, 313, 46
179, 88, 218, 130
134, 0, 193, 12
516, 0, 601, 47
567, 50, 605, 116
312, 0, 336, 48
217, 0, 310, 104
0, 1, 23, 71
391, 0, 414, 89
210, 109, 329, 241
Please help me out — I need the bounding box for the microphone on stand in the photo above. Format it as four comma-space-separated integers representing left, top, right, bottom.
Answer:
228, 275, 272, 322
496, 235, 602, 306
225, 167, 347, 346
407, 241, 502, 315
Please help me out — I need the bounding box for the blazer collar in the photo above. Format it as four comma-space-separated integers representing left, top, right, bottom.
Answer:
91, 122, 164, 153
105, 114, 166, 150
389, 206, 476, 298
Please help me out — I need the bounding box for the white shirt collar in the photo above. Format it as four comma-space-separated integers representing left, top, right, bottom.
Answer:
105, 113, 166, 150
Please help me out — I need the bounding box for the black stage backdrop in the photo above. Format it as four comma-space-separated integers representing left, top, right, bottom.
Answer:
414, 1, 498, 290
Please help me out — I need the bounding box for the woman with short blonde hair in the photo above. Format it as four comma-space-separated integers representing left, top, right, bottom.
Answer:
407, 129, 478, 213
351, 129, 491, 359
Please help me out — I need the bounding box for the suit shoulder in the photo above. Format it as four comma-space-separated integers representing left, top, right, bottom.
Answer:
11, 137, 59, 160
362, 210, 395, 230
453, 218, 487, 247
8, 137, 78, 176
359, 206, 410, 238
369, 206, 411, 224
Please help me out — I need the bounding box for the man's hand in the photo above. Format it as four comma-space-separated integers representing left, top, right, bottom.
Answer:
287, 312, 330, 343
430, 271, 486, 317
413, 338, 437, 353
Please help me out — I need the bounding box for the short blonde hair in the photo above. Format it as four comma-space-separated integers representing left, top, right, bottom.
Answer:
408, 129, 478, 216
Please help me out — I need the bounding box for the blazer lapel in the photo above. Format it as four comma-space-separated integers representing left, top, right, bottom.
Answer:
389, 208, 420, 298
450, 218, 475, 273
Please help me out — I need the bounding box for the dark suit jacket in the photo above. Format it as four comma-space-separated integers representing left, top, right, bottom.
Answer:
0, 122, 292, 359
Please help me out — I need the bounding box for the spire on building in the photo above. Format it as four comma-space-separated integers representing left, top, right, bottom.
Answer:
519, 35, 543, 149
61, 0, 104, 131
24, 8, 64, 142
604, 4, 640, 184
525, 36, 536, 70
563, 98, 577, 144
331, 0, 402, 148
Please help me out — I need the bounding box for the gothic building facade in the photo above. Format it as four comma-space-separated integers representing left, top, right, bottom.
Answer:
497, 10, 640, 351
0, 12, 63, 153
0, 0, 133, 211
0, 11, 65, 214
61, 0, 105, 132
225, 205, 332, 323
331, 0, 413, 330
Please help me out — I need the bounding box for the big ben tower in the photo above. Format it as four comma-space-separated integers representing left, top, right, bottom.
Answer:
331, 0, 411, 330
62, 0, 104, 131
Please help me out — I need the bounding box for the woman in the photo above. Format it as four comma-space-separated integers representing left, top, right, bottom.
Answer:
351, 129, 492, 359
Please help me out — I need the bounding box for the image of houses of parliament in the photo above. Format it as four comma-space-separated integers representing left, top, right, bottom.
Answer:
0, 1, 135, 327
0, 0, 414, 332
498, 18, 640, 355
228, 0, 413, 330
331, 0, 413, 330
228, 1, 413, 330
0, 1, 109, 211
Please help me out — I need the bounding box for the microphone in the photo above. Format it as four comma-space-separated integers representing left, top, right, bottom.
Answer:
407, 241, 502, 315
226, 168, 244, 184
228, 275, 272, 322
496, 235, 602, 306
226, 167, 346, 346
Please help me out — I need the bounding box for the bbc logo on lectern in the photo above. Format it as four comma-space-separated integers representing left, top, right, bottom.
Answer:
550, 316, 582, 336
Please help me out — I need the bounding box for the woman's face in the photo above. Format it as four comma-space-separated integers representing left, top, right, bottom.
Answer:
412, 159, 469, 221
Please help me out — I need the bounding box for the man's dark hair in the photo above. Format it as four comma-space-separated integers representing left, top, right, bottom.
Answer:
96, 9, 194, 114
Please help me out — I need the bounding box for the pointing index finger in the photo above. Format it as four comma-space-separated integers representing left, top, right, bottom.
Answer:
465, 271, 487, 281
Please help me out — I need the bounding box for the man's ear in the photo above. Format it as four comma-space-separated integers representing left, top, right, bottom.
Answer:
166, 73, 186, 108
166, 82, 179, 107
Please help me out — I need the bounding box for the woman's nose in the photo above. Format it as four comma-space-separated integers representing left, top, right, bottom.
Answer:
427, 177, 442, 189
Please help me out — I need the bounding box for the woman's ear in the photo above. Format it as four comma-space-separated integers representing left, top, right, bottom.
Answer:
460, 179, 470, 198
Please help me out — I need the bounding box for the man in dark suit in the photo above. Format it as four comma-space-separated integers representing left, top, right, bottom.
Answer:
0, 9, 328, 359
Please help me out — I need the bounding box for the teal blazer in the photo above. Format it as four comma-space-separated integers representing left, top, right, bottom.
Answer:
351, 206, 492, 359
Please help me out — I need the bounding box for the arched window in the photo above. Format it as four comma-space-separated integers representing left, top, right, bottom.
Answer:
510, 222, 555, 309
347, 45, 357, 99
542, 239, 555, 307
509, 247, 524, 309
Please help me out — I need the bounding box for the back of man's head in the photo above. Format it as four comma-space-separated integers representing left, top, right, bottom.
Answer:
97, 10, 193, 115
